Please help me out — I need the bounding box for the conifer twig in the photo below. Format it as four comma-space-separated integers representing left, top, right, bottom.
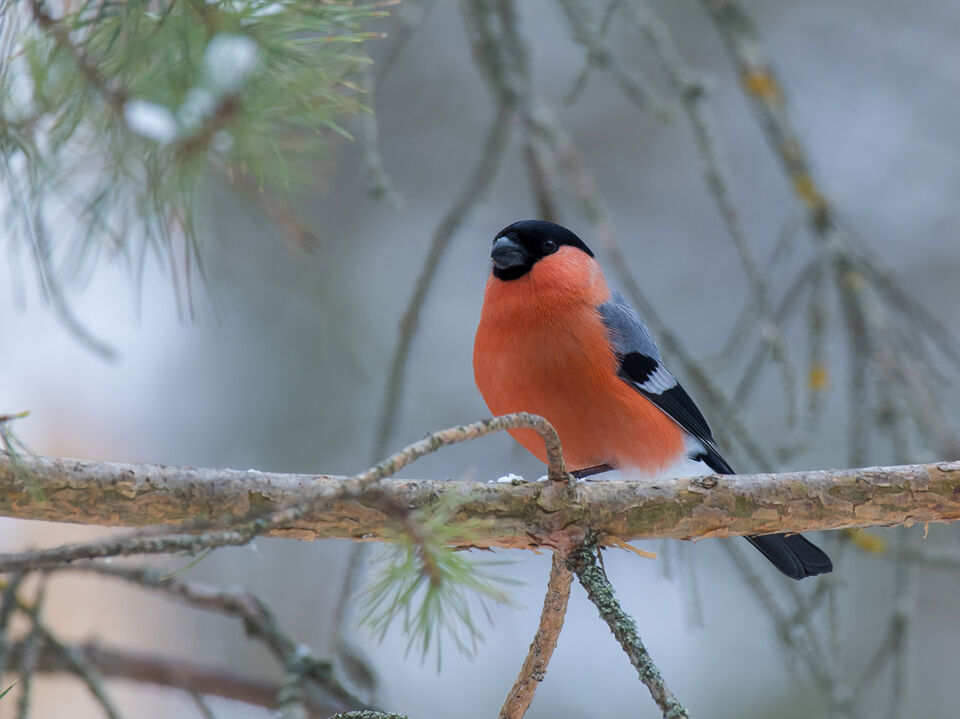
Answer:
499, 551, 573, 718
567, 536, 688, 719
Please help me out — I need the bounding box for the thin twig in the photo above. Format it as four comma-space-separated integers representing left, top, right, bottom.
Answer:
567, 536, 688, 719
332, 543, 379, 700
556, 0, 671, 117
0, 571, 25, 676
699, 0, 830, 230
722, 542, 833, 694
622, 0, 798, 424
14, 581, 46, 719
370, 101, 513, 460
58, 562, 366, 710
17, 603, 123, 719
57, 564, 337, 675
498, 551, 572, 719
356, 62, 401, 208
189, 692, 217, 719
226, 168, 322, 252
886, 532, 917, 719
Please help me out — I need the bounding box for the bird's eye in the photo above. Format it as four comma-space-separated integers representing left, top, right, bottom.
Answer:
541, 239, 558, 254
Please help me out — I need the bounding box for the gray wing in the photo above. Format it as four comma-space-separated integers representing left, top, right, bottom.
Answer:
598, 291, 663, 361
598, 291, 734, 474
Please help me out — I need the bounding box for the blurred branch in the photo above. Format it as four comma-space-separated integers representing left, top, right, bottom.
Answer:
699, 0, 830, 228
376, 0, 438, 84
901, 543, 960, 570
702, 0, 960, 462
1, 448, 959, 561
356, 74, 401, 208
722, 542, 836, 695
3, 640, 353, 718
567, 536, 688, 719
225, 168, 322, 252
11, 588, 123, 719
0, 571, 25, 677
51, 562, 367, 711
557, 0, 671, 116
498, 551, 572, 719
1, 563, 374, 716
13, 580, 45, 719
619, 0, 797, 425
331, 543, 379, 701
370, 101, 514, 459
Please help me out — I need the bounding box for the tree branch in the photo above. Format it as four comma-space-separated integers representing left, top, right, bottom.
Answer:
45, 562, 368, 711
3, 640, 353, 718
567, 536, 688, 719
498, 551, 572, 719
2, 449, 959, 565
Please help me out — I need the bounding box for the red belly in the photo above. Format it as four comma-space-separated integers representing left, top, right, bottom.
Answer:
474, 299, 685, 473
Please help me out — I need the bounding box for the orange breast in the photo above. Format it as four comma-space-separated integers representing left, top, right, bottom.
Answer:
473, 253, 685, 473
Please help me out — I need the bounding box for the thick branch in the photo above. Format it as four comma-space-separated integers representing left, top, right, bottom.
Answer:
1, 453, 958, 559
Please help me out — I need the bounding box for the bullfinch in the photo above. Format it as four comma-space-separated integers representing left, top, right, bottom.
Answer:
473, 219, 832, 580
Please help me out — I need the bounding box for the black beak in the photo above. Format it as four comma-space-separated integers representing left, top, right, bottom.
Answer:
491, 236, 527, 270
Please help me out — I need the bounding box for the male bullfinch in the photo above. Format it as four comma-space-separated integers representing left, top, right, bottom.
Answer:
473, 220, 832, 580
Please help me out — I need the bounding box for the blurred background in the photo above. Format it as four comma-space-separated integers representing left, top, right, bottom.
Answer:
2, 0, 960, 717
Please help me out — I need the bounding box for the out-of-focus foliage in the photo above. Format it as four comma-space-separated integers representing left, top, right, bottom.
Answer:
0, 0, 383, 312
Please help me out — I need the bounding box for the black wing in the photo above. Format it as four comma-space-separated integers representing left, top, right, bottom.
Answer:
618, 352, 733, 475
599, 294, 834, 579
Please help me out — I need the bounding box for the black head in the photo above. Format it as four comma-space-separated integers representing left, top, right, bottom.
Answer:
490, 220, 595, 280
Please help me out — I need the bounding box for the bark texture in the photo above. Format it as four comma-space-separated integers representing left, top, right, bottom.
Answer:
2, 453, 960, 549
499, 551, 573, 718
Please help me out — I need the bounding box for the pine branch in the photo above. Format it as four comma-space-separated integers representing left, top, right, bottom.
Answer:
1, 446, 958, 566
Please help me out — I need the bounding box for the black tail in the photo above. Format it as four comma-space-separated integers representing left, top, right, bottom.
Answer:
697, 452, 833, 580
746, 533, 833, 580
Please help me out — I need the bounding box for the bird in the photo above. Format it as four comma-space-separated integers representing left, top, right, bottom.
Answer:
473, 219, 832, 580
